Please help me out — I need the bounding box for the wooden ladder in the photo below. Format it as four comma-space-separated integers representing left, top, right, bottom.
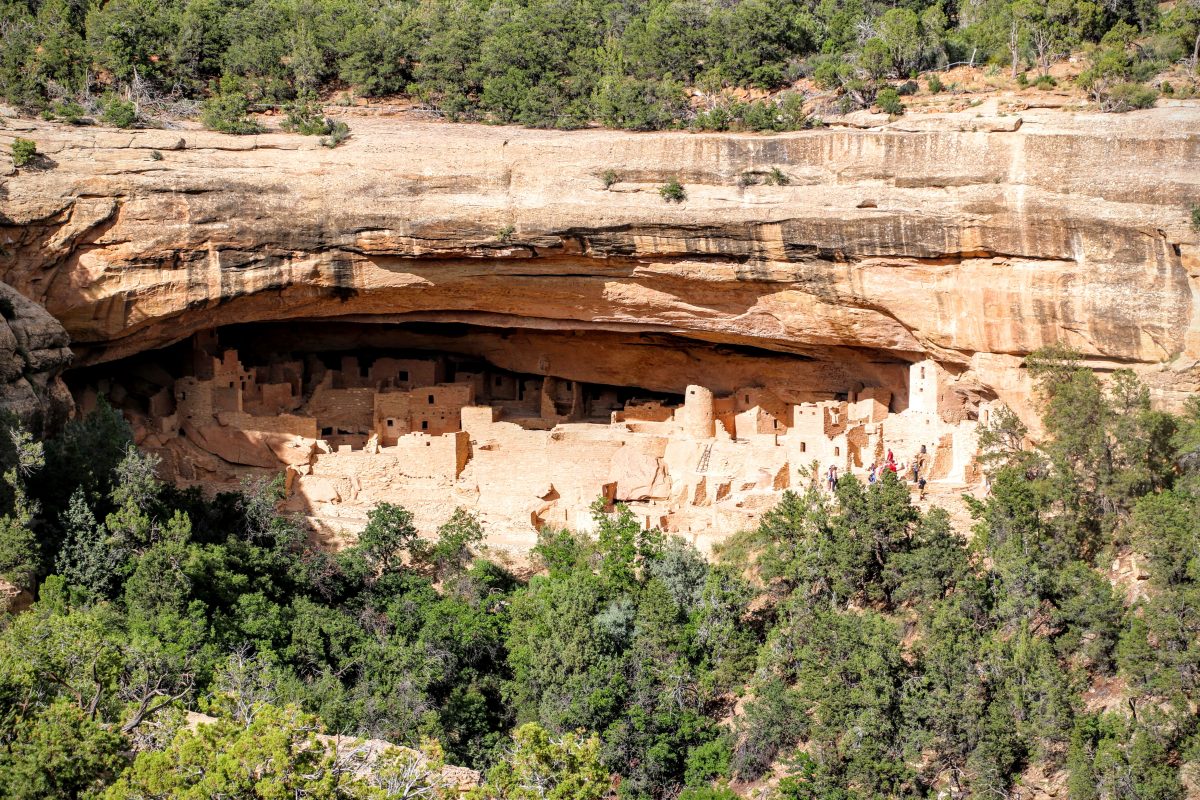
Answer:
697, 443, 712, 474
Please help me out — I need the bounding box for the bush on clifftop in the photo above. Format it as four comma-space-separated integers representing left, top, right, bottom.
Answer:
200, 92, 262, 135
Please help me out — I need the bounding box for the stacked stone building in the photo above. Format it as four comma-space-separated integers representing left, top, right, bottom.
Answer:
116, 332, 988, 551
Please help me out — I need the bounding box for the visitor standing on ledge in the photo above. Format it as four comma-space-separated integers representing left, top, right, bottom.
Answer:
913, 444, 927, 482
827, 464, 838, 492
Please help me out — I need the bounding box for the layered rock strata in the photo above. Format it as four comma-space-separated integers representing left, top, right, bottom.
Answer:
1, 105, 1199, 546
0, 107, 1197, 427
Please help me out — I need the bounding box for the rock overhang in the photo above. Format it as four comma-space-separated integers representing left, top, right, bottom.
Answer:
0, 106, 1197, 426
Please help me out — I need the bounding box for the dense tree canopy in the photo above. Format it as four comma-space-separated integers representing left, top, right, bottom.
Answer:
0, 345, 1198, 797
0, 0, 1192, 130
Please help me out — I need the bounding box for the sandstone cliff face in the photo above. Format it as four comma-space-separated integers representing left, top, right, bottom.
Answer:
1, 106, 1198, 423
0, 282, 71, 431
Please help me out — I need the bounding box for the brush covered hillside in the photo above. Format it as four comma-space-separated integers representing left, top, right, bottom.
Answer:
0, 338, 1197, 796
1, 0, 1199, 133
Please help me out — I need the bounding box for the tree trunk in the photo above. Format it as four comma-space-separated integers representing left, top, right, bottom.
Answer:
1010, 20, 1020, 79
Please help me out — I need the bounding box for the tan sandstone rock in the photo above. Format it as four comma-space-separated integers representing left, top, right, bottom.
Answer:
0, 283, 72, 431
1, 108, 1197, 430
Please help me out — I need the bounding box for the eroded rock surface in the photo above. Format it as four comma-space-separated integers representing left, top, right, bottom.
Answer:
0, 281, 72, 431
1, 107, 1198, 428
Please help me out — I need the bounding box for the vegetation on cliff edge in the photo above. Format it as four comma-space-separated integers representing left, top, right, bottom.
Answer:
0, 0, 1196, 131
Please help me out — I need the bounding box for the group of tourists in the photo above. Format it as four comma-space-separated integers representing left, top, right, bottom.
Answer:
830, 444, 929, 499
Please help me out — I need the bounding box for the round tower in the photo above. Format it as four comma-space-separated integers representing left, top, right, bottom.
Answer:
682, 385, 715, 439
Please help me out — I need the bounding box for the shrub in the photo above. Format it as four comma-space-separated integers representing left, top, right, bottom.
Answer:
684, 737, 732, 786
1077, 25, 1163, 103
281, 95, 331, 136
751, 92, 811, 132
601, 169, 619, 189
0, 513, 38, 589
149, 150, 163, 161
692, 93, 813, 133
42, 100, 86, 125
691, 105, 733, 131
875, 87, 904, 115
812, 59, 846, 91
778, 92, 814, 129
659, 179, 686, 203
678, 787, 739, 800
1100, 82, 1158, 112
593, 76, 688, 131
927, 74, 944, 93
740, 100, 780, 131
1016, 72, 1029, 88
1161, 81, 1175, 95
896, 79, 919, 96
200, 93, 261, 134
278, 94, 349, 146
319, 120, 350, 148
766, 167, 789, 186
99, 94, 137, 128
1034, 74, 1058, 90
832, 76, 876, 113
731, 678, 806, 779
1191, 206, 1200, 233
10, 138, 36, 167
495, 224, 515, 242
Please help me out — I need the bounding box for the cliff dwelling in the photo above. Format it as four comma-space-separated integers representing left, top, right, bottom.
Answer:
70, 320, 993, 551
5, 110, 1192, 555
